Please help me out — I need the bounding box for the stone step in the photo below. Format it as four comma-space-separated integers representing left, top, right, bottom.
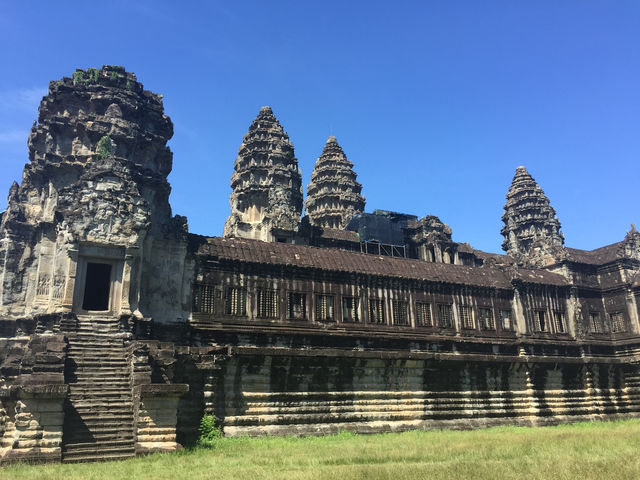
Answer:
71, 361, 129, 368
70, 358, 129, 365
67, 417, 135, 429
71, 378, 131, 386
62, 444, 136, 463
65, 432, 135, 443
69, 385, 130, 392
69, 396, 133, 405
67, 334, 128, 342
63, 452, 136, 464
64, 439, 135, 451
69, 402, 133, 411
68, 347, 127, 353
69, 371, 130, 378
69, 399, 133, 407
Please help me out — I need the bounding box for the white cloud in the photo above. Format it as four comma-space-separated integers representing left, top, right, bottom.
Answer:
0, 87, 46, 112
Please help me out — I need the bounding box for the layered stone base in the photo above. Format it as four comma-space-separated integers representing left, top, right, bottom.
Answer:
0, 385, 68, 463
215, 353, 640, 436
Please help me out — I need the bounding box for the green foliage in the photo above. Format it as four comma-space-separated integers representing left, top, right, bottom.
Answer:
4, 419, 640, 479
96, 135, 115, 159
198, 414, 223, 447
87, 68, 100, 83
51, 80, 63, 92
126, 78, 133, 91
110, 71, 118, 82
73, 71, 87, 86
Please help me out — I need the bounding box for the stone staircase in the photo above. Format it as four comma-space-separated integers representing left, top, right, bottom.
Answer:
62, 315, 136, 463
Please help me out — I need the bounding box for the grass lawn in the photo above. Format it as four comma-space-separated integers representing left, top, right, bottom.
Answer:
3, 419, 640, 480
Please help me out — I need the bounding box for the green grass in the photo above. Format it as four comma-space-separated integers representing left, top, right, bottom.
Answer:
3, 420, 640, 480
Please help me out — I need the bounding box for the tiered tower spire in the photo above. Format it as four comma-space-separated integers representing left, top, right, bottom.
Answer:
305, 136, 365, 229
223, 106, 303, 241
501, 166, 565, 266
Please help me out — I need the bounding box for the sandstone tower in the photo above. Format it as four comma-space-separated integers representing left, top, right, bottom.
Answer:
223, 106, 303, 242
501, 166, 565, 267
305, 136, 365, 229
0, 66, 190, 322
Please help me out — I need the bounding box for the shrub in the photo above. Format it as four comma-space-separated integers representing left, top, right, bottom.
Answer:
198, 414, 223, 447
87, 68, 100, 83
73, 71, 87, 86
96, 135, 115, 159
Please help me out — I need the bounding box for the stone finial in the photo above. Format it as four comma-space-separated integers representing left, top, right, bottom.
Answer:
223, 107, 303, 241
305, 136, 365, 229
621, 223, 640, 260
501, 166, 565, 267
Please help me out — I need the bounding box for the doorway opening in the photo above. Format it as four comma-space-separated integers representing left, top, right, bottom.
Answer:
82, 262, 112, 311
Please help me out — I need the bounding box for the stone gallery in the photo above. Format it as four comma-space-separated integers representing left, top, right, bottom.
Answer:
0, 66, 639, 463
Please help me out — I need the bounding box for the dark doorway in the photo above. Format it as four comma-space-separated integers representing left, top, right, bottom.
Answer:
82, 262, 112, 311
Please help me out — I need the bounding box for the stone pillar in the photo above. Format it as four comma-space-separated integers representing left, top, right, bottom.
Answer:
60, 246, 78, 312
626, 287, 640, 335
120, 248, 138, 316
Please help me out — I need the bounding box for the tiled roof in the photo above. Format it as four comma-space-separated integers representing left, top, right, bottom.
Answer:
566, 243, 622, 266
518, 268, 568, 286
197, 237, 567, 288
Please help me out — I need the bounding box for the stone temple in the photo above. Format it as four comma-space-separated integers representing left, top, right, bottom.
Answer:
1, 66, 639, 463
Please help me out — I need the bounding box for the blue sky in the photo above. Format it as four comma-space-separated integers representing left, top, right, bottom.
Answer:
0, 1, 638, 253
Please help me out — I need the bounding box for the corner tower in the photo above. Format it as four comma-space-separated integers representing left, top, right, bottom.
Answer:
0, 66, 189, 322
305, 136, 365, 229
501, 166, 565, 267
224, 107, 303, 242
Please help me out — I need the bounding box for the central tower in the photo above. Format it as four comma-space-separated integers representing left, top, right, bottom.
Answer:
223, 106, 303, 242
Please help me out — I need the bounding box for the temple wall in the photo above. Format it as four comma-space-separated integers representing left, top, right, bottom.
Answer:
215, 353, 640, 436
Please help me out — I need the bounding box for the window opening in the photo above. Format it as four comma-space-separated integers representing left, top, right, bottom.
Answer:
479, 308, 495, 330
288, 293, 307, 320
392, 300, 409, 326
316, 295, 335, 321
438, 304, 452, 328
535, 310, 547, 332
589, 312, 603, 333
224, 287, 247, 316
500, 310, 512, 330
459, 305, 474, 329
193, 284, 215, 314
342, 297, 359, 322
257, 289, 278, 318
369, 299, 385, 324
610, 312, 625, 333
416, 303, 432, 327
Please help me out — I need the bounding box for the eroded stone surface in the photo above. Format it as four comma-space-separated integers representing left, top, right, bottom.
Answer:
0, 66, 190, 323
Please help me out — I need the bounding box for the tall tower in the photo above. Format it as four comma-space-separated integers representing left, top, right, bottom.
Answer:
305, 136, 365, 229
501, 166, 565, 266
223, 107, 303, 242
0, 66, 189, 322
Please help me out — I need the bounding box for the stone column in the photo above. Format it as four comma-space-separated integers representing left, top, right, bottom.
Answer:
60, 246, 78, 312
